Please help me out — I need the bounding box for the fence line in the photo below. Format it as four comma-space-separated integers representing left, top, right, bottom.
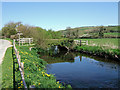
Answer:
74, 40, 88, 45
16, 38, 33, 46
13, 39, 27, 89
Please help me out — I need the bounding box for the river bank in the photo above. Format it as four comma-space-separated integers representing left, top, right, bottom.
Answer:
14, 45, 71, 88
73, 45, 120, 61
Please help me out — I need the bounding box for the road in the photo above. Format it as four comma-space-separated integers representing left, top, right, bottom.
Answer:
0, 39, 12, 64
0, 39, 12, 89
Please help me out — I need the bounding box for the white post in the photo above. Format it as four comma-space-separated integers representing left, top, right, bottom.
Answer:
86, 40, 88, 45
22, 39, 23, 46
21, 62, 24, 77
29, 38, 30, 45
13, 39, 15, 47
17, 51, 19, 60
21, 62, 24, 70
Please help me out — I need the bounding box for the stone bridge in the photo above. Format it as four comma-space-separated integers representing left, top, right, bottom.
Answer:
47, 39, 75, 51
47, 39, 88, 52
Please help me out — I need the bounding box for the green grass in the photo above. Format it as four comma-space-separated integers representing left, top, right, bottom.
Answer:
1, 47, 13, 88
14, 45, 71, 88
104, 33, 118, 36
104, 33, 119, 38
75, 38, 119, 49
106, 26, 118, 31
74, 38, 120, 60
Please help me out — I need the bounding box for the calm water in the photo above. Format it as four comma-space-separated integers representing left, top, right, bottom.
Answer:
39, 47, 120, 88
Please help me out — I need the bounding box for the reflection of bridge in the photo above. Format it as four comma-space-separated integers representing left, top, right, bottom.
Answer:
40, 52, 75, 64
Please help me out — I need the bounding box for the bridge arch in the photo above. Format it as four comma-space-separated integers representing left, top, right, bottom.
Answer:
57, 45, 69, 52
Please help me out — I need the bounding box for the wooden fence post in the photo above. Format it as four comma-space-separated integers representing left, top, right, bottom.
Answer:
13, 39, 27, 89
86, 40, 88, 45
22, 40, 23, 46
29, 38, 30, 45
80, 40, 81, 46
21, 62, 24, 76
19, 55, 21, 66
17, 51, 19, 59
13, 39, 15, 47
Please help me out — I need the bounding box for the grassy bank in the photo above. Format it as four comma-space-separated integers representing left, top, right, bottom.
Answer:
74, 45, 120, 61
14, 45, 71, 88
1, 47, 13, 88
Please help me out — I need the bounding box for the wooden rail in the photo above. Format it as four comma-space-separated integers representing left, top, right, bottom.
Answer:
74, 40, 88, 45
16, 38, 33, 46
13, 39, 27, 89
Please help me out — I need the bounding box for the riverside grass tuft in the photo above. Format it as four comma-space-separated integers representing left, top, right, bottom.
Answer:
14, 45, 72, 88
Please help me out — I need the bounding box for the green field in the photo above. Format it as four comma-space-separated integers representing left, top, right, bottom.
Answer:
104, 33, 119, 38
104, 33, 118, 36
75, 38, 119, 49
74, 38, 120, 60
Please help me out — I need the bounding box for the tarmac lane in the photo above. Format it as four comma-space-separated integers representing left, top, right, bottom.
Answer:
0, 39, 12, 64
0, 39, 12, 89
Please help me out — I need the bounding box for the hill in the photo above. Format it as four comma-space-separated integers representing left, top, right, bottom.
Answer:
59, 26, 119, 38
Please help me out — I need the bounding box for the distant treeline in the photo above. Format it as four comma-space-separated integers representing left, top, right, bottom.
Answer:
1, 22, 119, 48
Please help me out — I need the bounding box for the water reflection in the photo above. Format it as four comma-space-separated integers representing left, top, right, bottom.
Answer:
39, 46, 119, 88
40, 51, 119, 71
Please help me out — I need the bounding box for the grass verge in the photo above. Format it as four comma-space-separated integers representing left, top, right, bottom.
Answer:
1, 47, 13, 88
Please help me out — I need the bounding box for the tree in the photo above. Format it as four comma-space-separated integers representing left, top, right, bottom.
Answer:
33, 27, 50, 49
2, 27, 16, 38
17, 24, 34, 38
98, 26, 105, 38
2, 22, 22, 38
66, 27, 72, 38
47, 29, 62, 39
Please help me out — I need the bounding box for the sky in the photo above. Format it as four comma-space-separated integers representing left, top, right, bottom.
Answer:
1, 2, 118, 31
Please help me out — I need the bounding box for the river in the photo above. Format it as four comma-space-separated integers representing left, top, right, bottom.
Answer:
39, 46, 120, 88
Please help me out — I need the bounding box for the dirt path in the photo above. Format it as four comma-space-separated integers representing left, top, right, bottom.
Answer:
0, 39, 12, 64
